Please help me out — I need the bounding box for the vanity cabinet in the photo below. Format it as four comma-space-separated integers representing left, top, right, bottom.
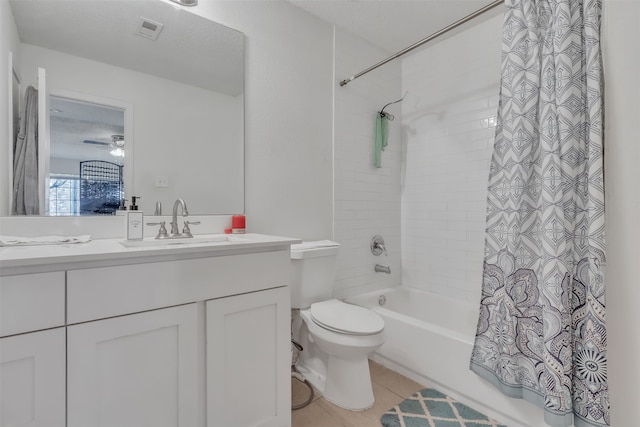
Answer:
0, 235, 296, 427
0, 328, 66, 427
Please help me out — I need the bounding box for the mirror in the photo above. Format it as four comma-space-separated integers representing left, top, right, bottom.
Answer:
6, 0, 244, 215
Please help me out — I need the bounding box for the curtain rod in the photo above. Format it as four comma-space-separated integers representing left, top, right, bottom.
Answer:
339, 0, 505, 87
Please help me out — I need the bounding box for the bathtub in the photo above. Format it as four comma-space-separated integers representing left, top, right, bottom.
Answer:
347, 286, 548, 427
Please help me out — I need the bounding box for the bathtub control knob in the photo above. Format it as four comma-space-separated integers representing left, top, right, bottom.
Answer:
371, 235, 387, 256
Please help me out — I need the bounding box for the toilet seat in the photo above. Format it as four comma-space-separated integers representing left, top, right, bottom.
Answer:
310, 299, 384, 336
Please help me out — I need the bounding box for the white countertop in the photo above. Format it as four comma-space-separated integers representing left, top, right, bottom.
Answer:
0, 233, 301, 275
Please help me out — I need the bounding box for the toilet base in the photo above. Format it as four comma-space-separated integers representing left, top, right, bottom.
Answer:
323, 355, 374, 411
294, 308, 384, 411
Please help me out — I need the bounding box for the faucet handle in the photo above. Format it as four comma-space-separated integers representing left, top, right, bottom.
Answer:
182, 220, 201, 238
146, 221, 168, 239
371, 235, 387, 256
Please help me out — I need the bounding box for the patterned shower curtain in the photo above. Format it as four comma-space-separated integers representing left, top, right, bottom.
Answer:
469, 1, 608, 427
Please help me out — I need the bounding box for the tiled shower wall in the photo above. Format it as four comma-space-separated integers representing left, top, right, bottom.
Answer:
401, 14, 503, 303
333, 27, 402, 300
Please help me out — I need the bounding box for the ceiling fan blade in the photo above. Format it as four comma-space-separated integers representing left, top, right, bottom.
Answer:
82, 139, 110, 146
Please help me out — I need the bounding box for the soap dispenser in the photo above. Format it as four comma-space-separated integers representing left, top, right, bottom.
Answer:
126, 196, 143, 240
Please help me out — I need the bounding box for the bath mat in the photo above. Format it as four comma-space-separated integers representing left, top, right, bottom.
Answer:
380, 388, 507, 427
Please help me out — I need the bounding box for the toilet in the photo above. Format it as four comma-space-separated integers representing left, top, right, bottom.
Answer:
290, 241, 385, 411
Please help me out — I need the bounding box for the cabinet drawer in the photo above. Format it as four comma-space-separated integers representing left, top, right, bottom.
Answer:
0, 272, 65, 337
67, 250, 290, 324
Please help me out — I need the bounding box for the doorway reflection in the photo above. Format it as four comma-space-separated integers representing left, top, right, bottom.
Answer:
49, 96, 125, 215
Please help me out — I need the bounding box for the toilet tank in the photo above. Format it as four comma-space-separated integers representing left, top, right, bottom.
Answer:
290, 242, 340, 309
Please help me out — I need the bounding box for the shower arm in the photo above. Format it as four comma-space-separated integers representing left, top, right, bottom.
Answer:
379, 92, 408, 120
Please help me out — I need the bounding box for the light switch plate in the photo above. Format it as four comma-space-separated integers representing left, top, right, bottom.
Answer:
155, 175, 169, 188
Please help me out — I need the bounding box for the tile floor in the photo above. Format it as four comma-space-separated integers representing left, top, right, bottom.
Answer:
292, 360, 424, 427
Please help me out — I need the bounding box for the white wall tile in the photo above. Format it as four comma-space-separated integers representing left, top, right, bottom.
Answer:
400, 14, 502, 299
333, 27, 402, 299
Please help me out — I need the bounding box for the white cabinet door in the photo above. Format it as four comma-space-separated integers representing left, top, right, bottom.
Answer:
0, 328, 65, 427
206, 286, 291, 427
67, 304, 199, 427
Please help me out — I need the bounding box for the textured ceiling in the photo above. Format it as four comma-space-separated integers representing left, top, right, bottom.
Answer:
9, 0, 244, 96
49, 97, 125, 162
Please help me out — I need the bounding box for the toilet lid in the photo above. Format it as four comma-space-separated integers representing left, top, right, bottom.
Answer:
310, 299, 384, 336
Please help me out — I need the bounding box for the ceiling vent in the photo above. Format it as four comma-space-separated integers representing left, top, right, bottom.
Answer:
136, 17, 164, 41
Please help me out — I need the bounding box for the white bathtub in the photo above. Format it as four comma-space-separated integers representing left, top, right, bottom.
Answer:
347, 286, 548, 427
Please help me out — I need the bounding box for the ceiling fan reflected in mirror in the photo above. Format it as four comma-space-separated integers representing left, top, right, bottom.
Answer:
109, 135, 125, 157
82, 134, 125, 158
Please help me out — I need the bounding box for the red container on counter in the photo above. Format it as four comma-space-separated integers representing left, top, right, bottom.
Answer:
231, 215, 245, 234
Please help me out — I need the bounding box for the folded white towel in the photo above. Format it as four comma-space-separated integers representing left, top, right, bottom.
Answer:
291, 240, 340, 252
0, 235, 92, 247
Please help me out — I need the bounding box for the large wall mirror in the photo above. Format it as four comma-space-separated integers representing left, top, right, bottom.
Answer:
5, 0, 244, 216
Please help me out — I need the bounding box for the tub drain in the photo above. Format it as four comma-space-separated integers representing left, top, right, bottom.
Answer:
378, 295, 386, 306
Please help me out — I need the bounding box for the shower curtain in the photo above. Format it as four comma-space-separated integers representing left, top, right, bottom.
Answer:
469, 1, 608, 427
12, 85, 39, 215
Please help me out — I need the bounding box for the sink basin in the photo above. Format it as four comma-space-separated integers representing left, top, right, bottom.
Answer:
119, 234, 248, 248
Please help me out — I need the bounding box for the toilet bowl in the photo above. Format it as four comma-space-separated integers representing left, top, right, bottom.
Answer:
295, 299, 385, 410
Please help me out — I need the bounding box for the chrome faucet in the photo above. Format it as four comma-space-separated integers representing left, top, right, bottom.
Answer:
147, 198, 199, 239
170, 198, 189, 236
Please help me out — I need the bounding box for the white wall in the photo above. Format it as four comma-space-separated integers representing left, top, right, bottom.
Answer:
50, 157, 82, 175
198, 1, 334, 240
0, 0, 20, 217
17, 43, 243, 215
602, 1, 640, 424
332, 27, 402, 299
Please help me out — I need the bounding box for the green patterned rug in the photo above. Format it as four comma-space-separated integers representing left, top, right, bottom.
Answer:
380, 388, 507, 427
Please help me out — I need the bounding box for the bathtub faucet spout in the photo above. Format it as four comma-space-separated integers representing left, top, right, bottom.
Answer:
375, 264, 391, 274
